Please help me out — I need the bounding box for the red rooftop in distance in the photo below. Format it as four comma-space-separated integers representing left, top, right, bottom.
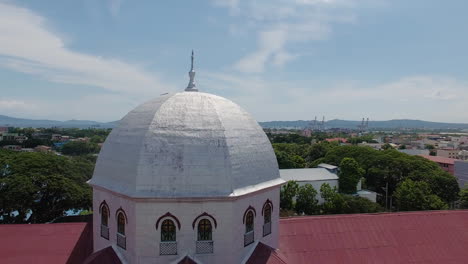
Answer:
419, 154, 458, 175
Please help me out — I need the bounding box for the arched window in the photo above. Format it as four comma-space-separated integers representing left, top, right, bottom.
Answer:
99, 201, 109, 240
101, 206, 109, 227
263, 203, 272, 236
116, 210, 127, 249
160, 219, 177, 255
198, 219, 212, 241
245, 211, 254, 233
244, 210, 255, 246
117, 212, 125, 235
161, 219, 176, 242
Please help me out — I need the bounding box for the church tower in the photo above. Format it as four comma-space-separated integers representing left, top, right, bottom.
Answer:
89, 52, 284, 263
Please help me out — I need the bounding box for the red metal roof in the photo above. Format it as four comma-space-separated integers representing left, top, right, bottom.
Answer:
246, 242, 289, 264
178, 256, 198, 264
279, 210, 468, 264
0, 222, 92, 264
83, 246, 122, 264
419, 155, 458, 165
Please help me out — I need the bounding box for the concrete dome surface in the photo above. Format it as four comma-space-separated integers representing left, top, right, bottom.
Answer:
90, 92, 282, 198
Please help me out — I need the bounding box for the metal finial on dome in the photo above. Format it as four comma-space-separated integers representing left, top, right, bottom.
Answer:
185, 50, 198, 92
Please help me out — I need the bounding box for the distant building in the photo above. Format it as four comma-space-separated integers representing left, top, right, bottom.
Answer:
14, 135, 28, 143
419, 155, 457, 175
32, 132, 51, 140
399, 149, 430, 156
325, 137, 347, 143
0, 132, 18, 141
356, 190, 377, 203
358, 142, 383, 150
2, 145, 21, 151
317, 163, 338, 174
280, 168, 338, 204
437, 148, 460, 159
34, 145, 52, 153
0, 127, 9, 133
20, 148, 34, 152
301, 129, 312, 137
51, 134, 63, 141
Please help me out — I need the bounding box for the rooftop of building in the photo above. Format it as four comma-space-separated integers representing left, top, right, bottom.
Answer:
1, 210, 468, 263
278, 210, 468, 264
419, 154, 459, 165
279, 168, 338, 182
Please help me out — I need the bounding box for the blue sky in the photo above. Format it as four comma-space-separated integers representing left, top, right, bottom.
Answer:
1, 0, 468, 122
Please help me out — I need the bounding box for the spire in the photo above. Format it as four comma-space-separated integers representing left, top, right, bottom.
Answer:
185, 50, 198, 92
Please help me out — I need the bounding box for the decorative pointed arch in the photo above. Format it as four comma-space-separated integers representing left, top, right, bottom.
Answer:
115, 207, 128, 224
192, 212, 217, 229
156, 212, 181, 230
99, 200, 110, 217
262, 199, 274, 216
243, 205, 256, 224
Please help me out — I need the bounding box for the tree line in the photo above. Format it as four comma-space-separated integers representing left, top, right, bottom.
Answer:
271, 133, 465, 213
0, 150, 93, 223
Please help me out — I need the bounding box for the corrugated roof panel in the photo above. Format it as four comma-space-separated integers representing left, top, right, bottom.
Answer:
279, 211, 468, 264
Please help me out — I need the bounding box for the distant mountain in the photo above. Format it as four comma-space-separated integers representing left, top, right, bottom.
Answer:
1, 115, 467, 130
0, 115, 117, 128
259, 119, 468, 130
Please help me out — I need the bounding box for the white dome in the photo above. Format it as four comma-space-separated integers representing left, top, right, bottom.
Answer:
90, 92, 282, 198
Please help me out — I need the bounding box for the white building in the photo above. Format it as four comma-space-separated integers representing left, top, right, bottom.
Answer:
279, 168, 338, 204
88, 53, 284, 264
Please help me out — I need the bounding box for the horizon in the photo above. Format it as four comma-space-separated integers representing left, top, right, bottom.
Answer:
1, 1, 468, 123
3, 113, 468, 125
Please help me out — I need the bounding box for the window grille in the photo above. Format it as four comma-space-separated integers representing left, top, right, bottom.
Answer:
263, 222, 271, 237
117, 232, 126, 249
198, 219, 212, 241
160, 241, 177, 255
244, 230, 254, 246
101, 224, 109, 240
161, 220, 176, 241
196, 240, 214, 254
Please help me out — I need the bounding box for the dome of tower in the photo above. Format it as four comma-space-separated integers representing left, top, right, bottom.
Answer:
89, 91, 283, 198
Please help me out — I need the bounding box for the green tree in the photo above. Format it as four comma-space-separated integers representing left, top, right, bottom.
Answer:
394, 179, 448, 211
280, 181, 299, 210
342, 195, 383, 214
61, 141, 99, 156
0, 150, 93, 223
459, 187, 468, 209
320, 183, 346, 214
295, 184, 319, 215
338, 158, 364, 194
425, 144, 435, 150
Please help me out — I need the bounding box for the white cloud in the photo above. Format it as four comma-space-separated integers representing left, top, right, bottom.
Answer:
0, 99, 36, 111
0, 2, 174, 96
108, 0, 123, 17
215, 0, 357, 73
202, 72, 468, 123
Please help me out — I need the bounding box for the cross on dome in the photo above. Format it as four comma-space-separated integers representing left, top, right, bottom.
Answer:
185, 50, 198, 92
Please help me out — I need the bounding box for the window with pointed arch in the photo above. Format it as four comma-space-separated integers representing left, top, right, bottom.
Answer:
197, 219, 212, 241
117, 212, 125, 235
100, 202, 110, 240
244, 210, 255, 246
101, 206, 109, 227
245, 211, 254, 233
116, 211, 127, 249
263, 203, 272, 236
161, 219, 176, 242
